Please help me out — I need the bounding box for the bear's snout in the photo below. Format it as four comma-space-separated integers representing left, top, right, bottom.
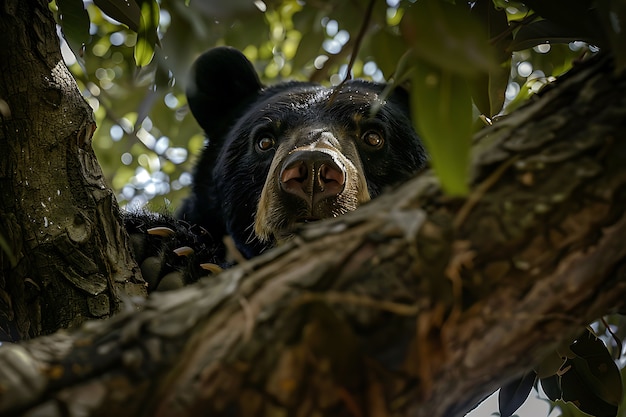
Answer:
181, 46, 426, 259
279, 150, 346, 207
254, 136, 369, 244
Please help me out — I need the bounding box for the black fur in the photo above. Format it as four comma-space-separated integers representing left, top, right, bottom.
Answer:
178, 46, 426, 259
126, 47, 427, 289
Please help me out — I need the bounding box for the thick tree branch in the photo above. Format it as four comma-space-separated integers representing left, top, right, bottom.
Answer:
0, 0, 147, 342
1, 54, 625, 417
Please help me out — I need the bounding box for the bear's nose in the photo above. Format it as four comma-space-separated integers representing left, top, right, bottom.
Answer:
280, 150, 346, 203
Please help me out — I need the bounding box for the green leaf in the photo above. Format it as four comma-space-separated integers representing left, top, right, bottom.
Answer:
410, 57, 472, 196
540, 375, 562, 402
468, 0, 511, 116
56, 0, 90, 59
556, 331, 623, 417
134, 0, 160, 67
93, 0, 141, 32
470, 61, 510, 117
521, 0, 607, 47
568, 333, 623, 407
554, 400, 594, 417
400, 0, 498, 77
511, 20, 594, 51
498, 371, 537, 417
561, 357, 618, 417
471, 0, 511, 62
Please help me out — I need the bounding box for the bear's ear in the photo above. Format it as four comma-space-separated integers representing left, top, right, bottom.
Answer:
186, 47, 263, 138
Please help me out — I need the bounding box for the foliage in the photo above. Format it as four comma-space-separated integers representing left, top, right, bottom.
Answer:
50, 1, 625, 416
51, 0, 614, 208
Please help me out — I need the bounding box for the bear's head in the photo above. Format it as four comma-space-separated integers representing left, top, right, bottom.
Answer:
180, 47, 427, 259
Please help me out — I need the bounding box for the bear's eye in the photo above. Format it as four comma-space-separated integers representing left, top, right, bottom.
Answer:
257, 136, 275, 151
362, 130, 384, 149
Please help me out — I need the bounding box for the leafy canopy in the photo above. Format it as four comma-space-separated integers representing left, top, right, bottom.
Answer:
52, 0, 621, 204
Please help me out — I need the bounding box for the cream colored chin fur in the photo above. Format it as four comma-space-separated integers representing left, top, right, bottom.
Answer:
254, 148, 370, 243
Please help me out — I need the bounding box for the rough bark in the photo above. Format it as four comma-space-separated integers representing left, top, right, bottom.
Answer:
0, 0, 146, 342
0, 51, 624, 417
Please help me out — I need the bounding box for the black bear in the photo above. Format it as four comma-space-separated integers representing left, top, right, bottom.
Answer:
180, 47, 426, 257
126, 46, 427, 290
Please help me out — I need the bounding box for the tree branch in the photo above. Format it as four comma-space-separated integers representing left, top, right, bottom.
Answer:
1, 54, 626, 417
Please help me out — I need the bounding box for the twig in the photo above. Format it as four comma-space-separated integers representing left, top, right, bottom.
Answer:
343, 0, 376, 82
327, 0, 376, 103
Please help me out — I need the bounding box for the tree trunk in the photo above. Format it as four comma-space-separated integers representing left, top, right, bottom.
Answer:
0, 42, 625, 417
0, 0, 146, 342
